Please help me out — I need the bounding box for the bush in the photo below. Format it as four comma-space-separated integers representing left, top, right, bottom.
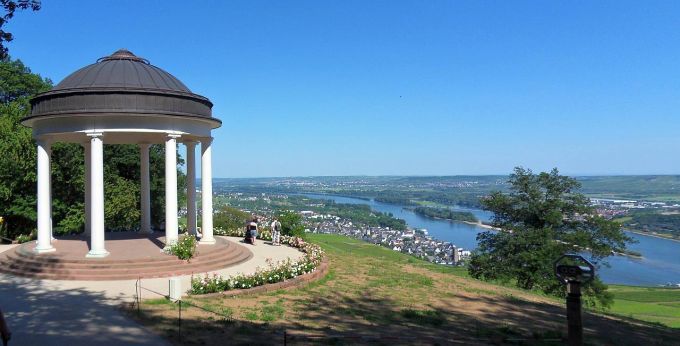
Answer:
165, 234, 197, 260
278, 211, 305, 237
212, 206, 251, 231
16, 233, 33, 244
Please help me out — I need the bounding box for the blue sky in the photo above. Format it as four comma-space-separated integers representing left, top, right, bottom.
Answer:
6, 1, 680, 177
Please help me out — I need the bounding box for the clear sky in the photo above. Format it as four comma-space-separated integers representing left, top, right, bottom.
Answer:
5, 1, 680, 177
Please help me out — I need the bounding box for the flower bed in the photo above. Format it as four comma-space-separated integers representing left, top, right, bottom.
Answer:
213, 227, 272, 241
190, 235, 324, 295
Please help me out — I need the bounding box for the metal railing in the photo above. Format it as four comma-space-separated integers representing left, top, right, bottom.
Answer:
133, 277, 236, 343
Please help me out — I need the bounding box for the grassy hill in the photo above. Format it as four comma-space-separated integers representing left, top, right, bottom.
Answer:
132, 234, 680, 345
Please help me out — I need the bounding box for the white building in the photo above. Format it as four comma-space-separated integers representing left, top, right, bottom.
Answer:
22, 49, 222, 257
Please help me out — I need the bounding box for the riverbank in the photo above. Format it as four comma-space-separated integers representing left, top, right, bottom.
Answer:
301, 193, 680, 287
626, 229, 680, 243
461, 220, 501, 231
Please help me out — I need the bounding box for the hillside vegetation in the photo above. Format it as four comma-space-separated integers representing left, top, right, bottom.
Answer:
132, 234, 680, 345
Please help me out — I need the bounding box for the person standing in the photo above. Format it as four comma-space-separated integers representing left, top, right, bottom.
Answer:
246, 217, 258, 245
271, 218, 282, 246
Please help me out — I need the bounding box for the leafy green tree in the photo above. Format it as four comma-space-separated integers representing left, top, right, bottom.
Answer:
0, 58, 50, 237
212, 206, 250, 231
278, 210, 305, 237
468, 167, 632, 308
0, 0, 41, 60
51, 142, 85, 234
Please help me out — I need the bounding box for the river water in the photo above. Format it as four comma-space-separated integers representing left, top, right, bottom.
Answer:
303, 193, 680, 287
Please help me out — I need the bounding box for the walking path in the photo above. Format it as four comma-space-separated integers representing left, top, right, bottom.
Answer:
0, 237, 304, 345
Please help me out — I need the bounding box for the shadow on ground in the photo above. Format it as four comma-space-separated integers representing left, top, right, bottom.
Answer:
0, 274, 167, 345
131, 288, 680, 346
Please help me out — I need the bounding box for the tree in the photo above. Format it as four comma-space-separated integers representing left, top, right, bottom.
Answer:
0, 58, 50, 237
212, 206, 250, 231
468, 167, 632, 308
278, 210, 305, 237
0, 0, 41, 59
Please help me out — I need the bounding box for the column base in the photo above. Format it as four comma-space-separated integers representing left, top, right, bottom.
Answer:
86, 249, 110, 258
163, 238, 178, 251
199, 237, 216, 245
33, 245, 56, 254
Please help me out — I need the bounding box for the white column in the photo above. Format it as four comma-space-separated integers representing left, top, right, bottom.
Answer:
139, 143, 152, 234
34, 139, 55, 253
200, 137, 215, 244
86, 133, 109, 258
165, 134, 180, 246
47, 144, 55, 241
185, 141, 198, 237
83, 142, 91, 236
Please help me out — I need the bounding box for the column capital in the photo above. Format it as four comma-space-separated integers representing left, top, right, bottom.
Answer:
167, 133, 182, 139
86, 132, 104, 138
183, 140, 198, 146
138, 143, 152, 149
200, 137, 214, 145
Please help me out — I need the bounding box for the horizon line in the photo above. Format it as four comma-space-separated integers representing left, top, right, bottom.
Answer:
207, 173, 680, 179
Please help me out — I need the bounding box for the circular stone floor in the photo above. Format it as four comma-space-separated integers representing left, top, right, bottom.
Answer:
0, 232, 254, 280
17, 232, 228, 260
0, 236, 305, 301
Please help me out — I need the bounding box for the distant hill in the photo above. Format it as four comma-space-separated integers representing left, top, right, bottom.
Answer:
212, 175, 680, 203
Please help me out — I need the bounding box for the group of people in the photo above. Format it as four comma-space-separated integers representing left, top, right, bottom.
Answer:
244, 216, 282, 246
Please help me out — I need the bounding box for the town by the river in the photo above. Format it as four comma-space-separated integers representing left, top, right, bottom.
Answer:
304, 193, 680, 287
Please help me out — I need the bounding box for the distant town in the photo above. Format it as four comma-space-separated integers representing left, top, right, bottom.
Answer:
211, 192, 472, 266
306, 213, 471, 265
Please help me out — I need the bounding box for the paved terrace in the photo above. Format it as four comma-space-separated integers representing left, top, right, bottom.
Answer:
0, 237, 304, 345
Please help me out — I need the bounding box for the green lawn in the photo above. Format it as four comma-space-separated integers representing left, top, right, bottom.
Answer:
609, 285, 680, 328
132, 234, 680, 345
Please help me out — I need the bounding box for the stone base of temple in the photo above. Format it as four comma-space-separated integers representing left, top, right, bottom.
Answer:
0, 232, 251, 281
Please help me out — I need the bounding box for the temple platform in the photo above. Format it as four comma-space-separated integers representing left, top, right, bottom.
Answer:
0, 232, 252, 281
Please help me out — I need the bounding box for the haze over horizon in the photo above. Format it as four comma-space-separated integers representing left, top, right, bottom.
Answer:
212, 173, 680, 179
7, 1, 680, 177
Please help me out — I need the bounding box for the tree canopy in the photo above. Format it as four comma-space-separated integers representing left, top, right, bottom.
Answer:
468, 167, 632, 308
0, 0, 40, 59
277, 210, 305, 238
212, 205, 251, 231
0, 57, 186, 238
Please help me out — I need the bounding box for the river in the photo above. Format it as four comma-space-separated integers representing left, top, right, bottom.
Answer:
303, 193, 680, 287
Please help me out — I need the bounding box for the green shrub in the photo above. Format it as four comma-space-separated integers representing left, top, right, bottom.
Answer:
16, 233, 32, 244
166, 234, 197, 260
278, 211, 305, 238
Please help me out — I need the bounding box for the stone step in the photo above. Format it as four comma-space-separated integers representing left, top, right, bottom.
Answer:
0, 237, 255, 281
11, 237, 231, 265
3, 242, 241, 269
1, 248, 249, 276
0, 250, 252, 281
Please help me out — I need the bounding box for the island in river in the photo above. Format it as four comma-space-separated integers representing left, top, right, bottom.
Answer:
411, 206, 478, 223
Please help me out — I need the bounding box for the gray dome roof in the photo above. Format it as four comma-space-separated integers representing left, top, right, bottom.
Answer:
25, 49, 220, 127
54, 49, 191, 93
